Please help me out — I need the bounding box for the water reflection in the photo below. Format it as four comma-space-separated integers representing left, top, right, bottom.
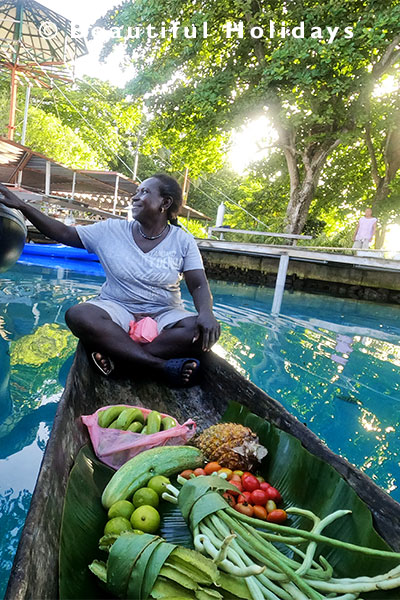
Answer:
1, 265, 400, 596
202, 281, 400, 501
0, 264, 104, 598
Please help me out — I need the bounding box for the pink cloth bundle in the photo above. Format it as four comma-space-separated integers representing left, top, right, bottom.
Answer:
82, 405, 196, 469
129, 317, 158, 343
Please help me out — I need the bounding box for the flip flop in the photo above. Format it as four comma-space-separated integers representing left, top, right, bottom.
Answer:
91, 352, 115, 377
164, 357, 200, 387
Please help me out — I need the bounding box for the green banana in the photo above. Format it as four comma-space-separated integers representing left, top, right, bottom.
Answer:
141, 426, 148, 435
147, 411, 162, 434
98, 405, 127, 428
115, 408, 145, 430
127, 421, 143, 433
101, 446, 204, 508
161, 416, 177, 430
108, 419, 121, 429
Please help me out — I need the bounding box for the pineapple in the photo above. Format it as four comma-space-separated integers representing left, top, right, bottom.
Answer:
194, 423, 268, 471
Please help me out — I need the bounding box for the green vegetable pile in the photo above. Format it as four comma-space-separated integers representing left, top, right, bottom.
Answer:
98, 406, 177, 433
176, 476, 400, 600
90, 472, 400, 599
90, 532, 250, 600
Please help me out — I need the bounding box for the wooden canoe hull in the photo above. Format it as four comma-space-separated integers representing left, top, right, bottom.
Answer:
6, 343, 400, 599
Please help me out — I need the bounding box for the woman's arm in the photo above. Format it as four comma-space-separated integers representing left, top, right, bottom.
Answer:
0, 184, 84, 248
184, 269, 221, 351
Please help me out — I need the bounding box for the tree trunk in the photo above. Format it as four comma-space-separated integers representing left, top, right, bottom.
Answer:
284, 176, 316, 235
375, 222, 387, 249
371, 181, 390, 248
283, 139, 341, 235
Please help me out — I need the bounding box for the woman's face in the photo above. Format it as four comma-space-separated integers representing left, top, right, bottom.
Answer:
131, 177, 170, 221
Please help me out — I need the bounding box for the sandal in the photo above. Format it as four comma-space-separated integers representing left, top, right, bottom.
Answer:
91, 352, 115, 377
164, 357, 200, 387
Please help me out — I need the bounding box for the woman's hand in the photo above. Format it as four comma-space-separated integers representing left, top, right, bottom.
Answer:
0, 184, 24, 211
195, 311, 221, 352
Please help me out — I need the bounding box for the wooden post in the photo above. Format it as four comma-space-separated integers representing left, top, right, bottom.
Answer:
271, 253, 289, 315
113, 175, 120, 215
7, 66, 18, 140
45, 161, 51, 196
8, 1, 24, 140
71, 172, 76, 199
21, 85, 31, 145
182, 167, 189, 206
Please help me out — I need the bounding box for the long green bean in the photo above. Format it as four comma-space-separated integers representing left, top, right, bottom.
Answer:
219, 511, 324, 600
226, 507, 400, 560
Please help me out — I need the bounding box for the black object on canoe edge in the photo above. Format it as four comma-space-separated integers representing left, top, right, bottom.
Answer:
0, 204, 27, 273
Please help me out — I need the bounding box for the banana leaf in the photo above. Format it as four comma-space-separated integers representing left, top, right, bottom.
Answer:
59, 445, 194, 600
222, 401, 400, 599
59, 403, 400, 599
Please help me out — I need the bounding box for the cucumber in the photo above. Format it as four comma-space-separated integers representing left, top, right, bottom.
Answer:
147, 411, 162, 434
115, 408, 144, 430
98, 405, 127, 428
101, 446, 204, 508
161, 416, 177, 430
127, 421, 143, 433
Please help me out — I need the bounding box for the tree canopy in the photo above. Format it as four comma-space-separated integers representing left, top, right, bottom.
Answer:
96, 0, 400, 235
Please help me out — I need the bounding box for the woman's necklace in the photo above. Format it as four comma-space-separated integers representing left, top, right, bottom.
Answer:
137, 222, 169, 240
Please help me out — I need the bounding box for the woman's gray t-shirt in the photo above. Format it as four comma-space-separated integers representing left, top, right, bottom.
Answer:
75, 219, 204, 313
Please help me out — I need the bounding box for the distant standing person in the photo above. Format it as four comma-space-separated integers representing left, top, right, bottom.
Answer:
352, 208, 377, 249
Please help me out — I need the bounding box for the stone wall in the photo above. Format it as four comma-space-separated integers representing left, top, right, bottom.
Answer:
200, 249, 400, 305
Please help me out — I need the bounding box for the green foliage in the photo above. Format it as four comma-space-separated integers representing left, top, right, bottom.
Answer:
24, 106, 101, 169
29, 77, 143, 174
95, 0, 400, 232
179, 218, 208, 238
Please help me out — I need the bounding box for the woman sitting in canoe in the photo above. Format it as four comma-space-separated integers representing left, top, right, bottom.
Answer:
0, 176, 220, 386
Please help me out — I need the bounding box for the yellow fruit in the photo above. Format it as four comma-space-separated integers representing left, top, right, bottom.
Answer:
107, 500, 135, 520
194, 423, 267, 471
132, 487, 159, 508
130, 505, 160, 533
104, 517, 132, 535
218, 468, 233, 478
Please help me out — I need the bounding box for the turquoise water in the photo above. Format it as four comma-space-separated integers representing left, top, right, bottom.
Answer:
0, 262, 399, 597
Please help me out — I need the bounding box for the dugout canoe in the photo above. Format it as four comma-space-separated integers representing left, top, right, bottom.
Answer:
6, 343, 400, 600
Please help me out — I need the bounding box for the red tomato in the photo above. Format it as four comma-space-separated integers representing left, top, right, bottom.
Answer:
222, 492, 236, 508
242, 475, 260, 492
204, 462, 221, 475
249, 489, 268, 506
228, 480, 243, 495
260, 482, 271, 492
267, 509, 287, 523
241, 471, 253, 480
266, 487, 282, 503
237, 491, 252, 504
180, 470, 194, 479
234, 502, 254, 517
194, 468, 206, 477
230, 474, 242, 483
253, 505, 267, 520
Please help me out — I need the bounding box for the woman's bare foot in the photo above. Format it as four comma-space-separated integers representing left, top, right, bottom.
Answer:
92, 352, 114, 376
92, 352, 199, 386
181, 360, 198, 383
